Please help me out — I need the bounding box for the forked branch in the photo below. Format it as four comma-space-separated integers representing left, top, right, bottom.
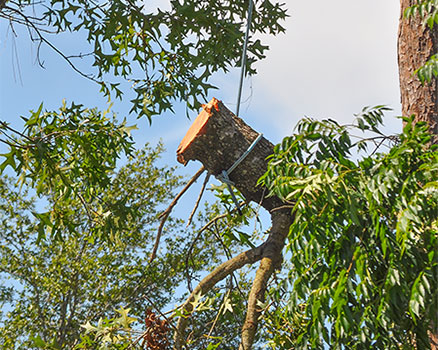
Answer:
173, 242, 265, 349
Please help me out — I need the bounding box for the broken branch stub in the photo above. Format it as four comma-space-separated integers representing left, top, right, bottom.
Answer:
177, 98, 283, 212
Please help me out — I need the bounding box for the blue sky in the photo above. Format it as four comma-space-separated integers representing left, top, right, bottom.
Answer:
0, 0, 403, 220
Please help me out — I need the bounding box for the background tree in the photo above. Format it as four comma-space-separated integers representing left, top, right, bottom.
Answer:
0, 142, 261, 349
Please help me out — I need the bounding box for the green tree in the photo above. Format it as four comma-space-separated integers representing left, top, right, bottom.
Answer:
0, 144, 186, 348
0, 141, 257, 349
1, 1, 437, 350
0, 1, 288, 348
261, 111, 438, 349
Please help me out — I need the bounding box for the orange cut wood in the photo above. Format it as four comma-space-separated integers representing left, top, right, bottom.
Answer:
176, 98, 219, 165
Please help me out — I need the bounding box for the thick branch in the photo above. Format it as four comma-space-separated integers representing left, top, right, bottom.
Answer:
173, 243, 265, 349
239, 210, 292, 350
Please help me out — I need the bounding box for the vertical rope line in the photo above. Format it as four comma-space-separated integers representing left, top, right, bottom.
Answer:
236, 0, 254, 117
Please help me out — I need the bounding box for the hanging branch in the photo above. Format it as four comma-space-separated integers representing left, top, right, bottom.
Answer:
149, 166, 205, 262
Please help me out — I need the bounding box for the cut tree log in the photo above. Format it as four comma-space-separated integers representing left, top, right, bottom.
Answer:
174, 98, 291, 350
177, 97, 283, 213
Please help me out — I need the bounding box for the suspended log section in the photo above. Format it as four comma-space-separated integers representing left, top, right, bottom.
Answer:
174, 98, 292, 350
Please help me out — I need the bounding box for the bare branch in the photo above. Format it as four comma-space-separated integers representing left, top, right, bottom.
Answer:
186, 171, 210, 227
4, 6, 100, 83
183, 203, 246, 292
149, 166, 205, 262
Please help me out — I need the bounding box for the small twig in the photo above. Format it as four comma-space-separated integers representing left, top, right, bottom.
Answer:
149, 166, 205, 262
5, 6, 100, 83
186, 172, 210, 227
184, 201, 247, 292
0, 120, 34, 142
209, 226, 245, 300
184, 212, 229, 292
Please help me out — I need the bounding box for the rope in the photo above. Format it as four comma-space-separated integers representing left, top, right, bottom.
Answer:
217, 133, 263, 214
216, 0, 256, 214
236, 0, 254, 117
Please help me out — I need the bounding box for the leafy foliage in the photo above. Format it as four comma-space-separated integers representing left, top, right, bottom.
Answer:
260, 109, 438, 349
0, 145, 193, 349
415, 54, 438, 84
0, 141, 266, 349
404, 0, 438, 28
0, 101, 136, 241
1, 0, 287, 121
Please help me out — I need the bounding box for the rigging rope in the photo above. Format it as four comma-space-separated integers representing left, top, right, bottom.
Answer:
235, 0, 254, 117
216, 0, 255, 214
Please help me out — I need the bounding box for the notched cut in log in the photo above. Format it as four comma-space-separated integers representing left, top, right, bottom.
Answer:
176, 97, 283, 212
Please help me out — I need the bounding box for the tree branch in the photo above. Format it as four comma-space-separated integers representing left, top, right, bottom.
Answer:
186, 171, 210, 227
239, 210, 292, 350
4, 6, 99, 83
149, 166, 205, 262
173, 242, 265, 349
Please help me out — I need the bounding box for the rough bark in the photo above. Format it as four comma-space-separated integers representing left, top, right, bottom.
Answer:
398, 1, 438, 348
175, 98, 289, 350
177, 98, 284, 213
398, 0, 438, 143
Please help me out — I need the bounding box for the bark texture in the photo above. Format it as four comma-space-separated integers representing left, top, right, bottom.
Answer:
177, 98, 283, 213
398, 1, 438, 348
175, 98, 290, 350
239, 210, 291, 350
398, 0, 438, 142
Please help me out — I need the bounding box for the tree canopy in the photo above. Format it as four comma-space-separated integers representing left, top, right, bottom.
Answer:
0, 1, 437, 350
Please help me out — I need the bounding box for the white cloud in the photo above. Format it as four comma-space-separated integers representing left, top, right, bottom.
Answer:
234, 0, 403, 138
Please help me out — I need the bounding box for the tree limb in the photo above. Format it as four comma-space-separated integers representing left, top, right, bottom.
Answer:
239, 210, 292, 350
173, 242, 265, 349
173, 210, 292, 350
149, 166, 205, 262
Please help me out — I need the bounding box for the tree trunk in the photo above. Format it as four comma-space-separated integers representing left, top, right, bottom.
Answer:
398, 0, 438, 143
175, 98, 290, 350
398, 1, 438, 348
